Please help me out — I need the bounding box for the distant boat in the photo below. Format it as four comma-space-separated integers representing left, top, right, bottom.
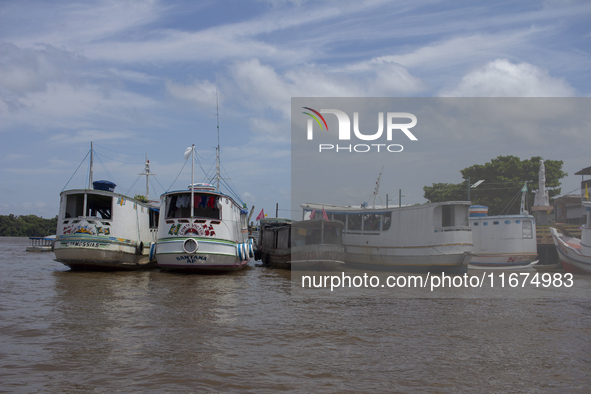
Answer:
53, 143, 160, 270
26, 235, 56, 252
551, 166, 591, 274
468, 184, 538, 269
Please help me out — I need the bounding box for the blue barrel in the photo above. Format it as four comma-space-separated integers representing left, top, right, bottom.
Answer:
93, 180, 116, 192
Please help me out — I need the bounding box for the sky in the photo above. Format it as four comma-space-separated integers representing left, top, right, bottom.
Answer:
1, 0, 590, 220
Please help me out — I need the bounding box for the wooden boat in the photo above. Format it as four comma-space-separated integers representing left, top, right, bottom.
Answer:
468, 184, 538, 269
26, 235, 56, 252
155, 135, 252, 272
551, 166, 591, 274
301, 202, 473, 273
53, 144, 159, 270
291, 219, 345, 270
255, 218, 292, 269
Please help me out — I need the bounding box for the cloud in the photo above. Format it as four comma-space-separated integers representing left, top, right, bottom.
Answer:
165, 79, 219, 110
438, 59, 576, 97
227, 58, 426, 119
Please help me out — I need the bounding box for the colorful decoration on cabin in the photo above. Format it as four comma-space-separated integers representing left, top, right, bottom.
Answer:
168, 223, 181, 235
117, 197, 126, 206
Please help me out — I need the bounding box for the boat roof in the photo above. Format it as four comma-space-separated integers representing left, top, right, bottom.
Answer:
29, 235, 56, 240
260, 218, 292, 224
301, 201, 471, 213
574, 166, 591, 176
60, 188, 159, 209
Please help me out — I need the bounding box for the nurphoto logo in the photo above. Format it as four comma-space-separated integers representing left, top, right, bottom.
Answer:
302, 107, 418, 153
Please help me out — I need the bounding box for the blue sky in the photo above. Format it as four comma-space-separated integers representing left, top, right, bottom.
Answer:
1, 0, 590, 219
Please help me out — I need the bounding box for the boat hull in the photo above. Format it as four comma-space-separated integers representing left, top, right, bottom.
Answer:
550, 227, 591, 274
342, 248, 472, 274
291, 244, 346, 270
155, 237, 249, 272
469, 253, 538, 268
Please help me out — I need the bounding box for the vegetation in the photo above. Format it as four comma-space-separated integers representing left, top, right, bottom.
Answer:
0, 214, 58, 237
423, 156, 566, 215
134, 194, 148, 203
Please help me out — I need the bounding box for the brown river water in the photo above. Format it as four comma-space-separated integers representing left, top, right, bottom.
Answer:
1, 236, 590, 393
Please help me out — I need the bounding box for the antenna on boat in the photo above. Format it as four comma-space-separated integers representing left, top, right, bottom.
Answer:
370, 166, 384, 208
138, 154, 156, 200
88, 141, 94, 190
191, 144, 195, 218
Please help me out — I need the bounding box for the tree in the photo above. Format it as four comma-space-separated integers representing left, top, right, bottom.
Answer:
423, 156, 566, 215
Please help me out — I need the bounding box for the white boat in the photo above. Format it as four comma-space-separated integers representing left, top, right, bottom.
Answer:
301, 202, 473, 273
468, 184, 538, 269
26, 235, 56, 252
551, 166, 591, 274
53, 144, 160, 270
154, 141, 252, 273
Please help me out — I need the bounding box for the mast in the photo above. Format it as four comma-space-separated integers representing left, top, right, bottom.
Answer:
216, 90, 221, 192
88, 141, 94, 189
520, 182, 528, 214
138, 154, 156, 200
191, 144, 195, 219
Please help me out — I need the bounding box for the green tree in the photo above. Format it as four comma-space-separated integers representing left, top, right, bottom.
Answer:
423, 156, 566, 215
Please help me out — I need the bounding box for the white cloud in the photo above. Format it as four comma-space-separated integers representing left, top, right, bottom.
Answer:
438, 59, 576, 97
165, 79, 219, 110
227, 59, 426, 119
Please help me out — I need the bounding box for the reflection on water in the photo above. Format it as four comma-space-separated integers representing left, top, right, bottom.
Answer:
0, 237, 590, 393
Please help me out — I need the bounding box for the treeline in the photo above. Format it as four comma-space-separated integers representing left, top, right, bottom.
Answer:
0, 214, 58, 237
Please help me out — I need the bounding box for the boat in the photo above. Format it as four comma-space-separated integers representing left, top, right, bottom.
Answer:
291, 219, 346, 270
301, 201, 473, 273
468, 183, 538, 269
255, 218, 293, 269
26, 235, 56, 252
550, 166, 591, 274
254, 218, 346, 270
53, 144, 160, 270
154, 120, 252, 272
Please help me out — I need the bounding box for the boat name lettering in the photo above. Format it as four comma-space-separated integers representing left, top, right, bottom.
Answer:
66, 241, 101, 248
176, 255, 207, 263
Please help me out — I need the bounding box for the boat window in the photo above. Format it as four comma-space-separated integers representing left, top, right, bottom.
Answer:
149, 208, 159, 228
347, 214, 362, 231
504, 220, 511, 224
442, 205, 455, 227
493, 221, 499, 225
382, 213, 391, 231
363, 214, 381, 232
166, 193, 220, 219
324, 222, 342, 245
332, 213, 346, 225
86, 194, 112, 219
473, 222, 479, 226
522, 220, 533, 238
65, 194, 84, 218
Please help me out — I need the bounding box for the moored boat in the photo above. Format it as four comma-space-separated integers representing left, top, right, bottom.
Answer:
468, 184, 538, 269
255, 218, 292, 269
154, 142, 252, 273
301, 201, 473, 273
291, 219, 346, 270
26, 235, 56, 252
53, 144, 160, 270
551, 166, 591, 274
